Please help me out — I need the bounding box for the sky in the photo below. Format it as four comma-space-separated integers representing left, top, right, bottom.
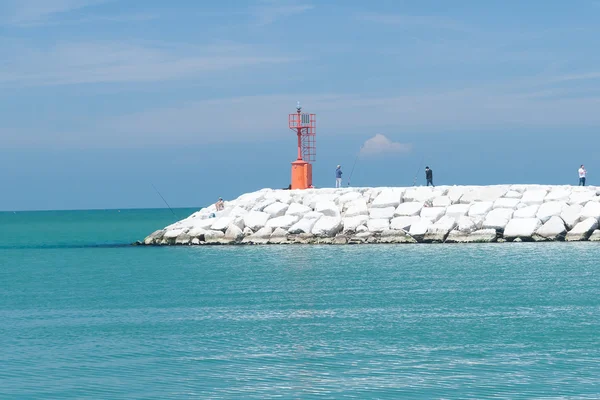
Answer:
1, 0, 600, 211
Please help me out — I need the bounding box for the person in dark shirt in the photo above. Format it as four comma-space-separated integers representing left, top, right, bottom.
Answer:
425, 166, 434, 187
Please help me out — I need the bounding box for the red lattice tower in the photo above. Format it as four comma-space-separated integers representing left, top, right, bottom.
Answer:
288, 102, 316, 189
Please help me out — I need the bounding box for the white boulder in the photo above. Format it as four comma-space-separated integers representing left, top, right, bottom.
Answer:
460, 186, 507, 203
482, 208, 513, 231
224, 225, 244, 241
424, 215, 457, 242
446, 229, 498, 243
311, 216, 343, 237
447, 186, 467, 204
520, 189, 547, 205
266, 215, 300, 230
263, 202, 289, 218
288, 218, 319, 234
566, 217, 598, 241
204, 230, 226, 243
338, 191, 363, 207
457, 215, 480, 233
343, 215, 369, 232
545, 188, 571, 202
252, 198, 277, 212
503, 190, 522, 199
420, 206, 447, 223
315, 200, 340, 217
533, 216, 566, 241
568, 190, 595, 205
369, 207, 395, 220
403, 187, 440, 203
409, 220, 431, 241
371, 189, 402, 208
344, 198, 369, 217
503, 218, 542, 241
468, 201, 494, 217
243, 211, 271, 231
285, 202, 312, 217
493, 198, 520, 209
243, 227, 273, 244
395, 202, 423, 216
513, 205, 539, 219
432, 196, 451, 207
560, 204, 583, 230
367, 219, 390, 232
390, 216, 421, 231
581, 201, 600, 221
164, 228, 185, 239
445, 204, 470, 218
536, 201, 567, 223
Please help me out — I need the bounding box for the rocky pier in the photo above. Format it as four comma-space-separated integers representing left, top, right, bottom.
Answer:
142, 185, 600, 245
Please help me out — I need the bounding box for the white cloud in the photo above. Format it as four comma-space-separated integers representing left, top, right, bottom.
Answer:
252, 1, 314, 25
0, 0, 108, 26
359, 134, 412, 157
0, 41, 298, 87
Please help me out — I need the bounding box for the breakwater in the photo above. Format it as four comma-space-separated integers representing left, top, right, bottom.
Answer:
142, 185, 600, 245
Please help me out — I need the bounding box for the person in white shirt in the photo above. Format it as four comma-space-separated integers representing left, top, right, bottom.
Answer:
578, 165, 587, 186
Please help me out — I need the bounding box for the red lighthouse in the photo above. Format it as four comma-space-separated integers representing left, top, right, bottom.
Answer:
288, 102, 316, 189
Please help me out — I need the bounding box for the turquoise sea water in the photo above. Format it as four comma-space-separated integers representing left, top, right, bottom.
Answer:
2, 209, 600, 399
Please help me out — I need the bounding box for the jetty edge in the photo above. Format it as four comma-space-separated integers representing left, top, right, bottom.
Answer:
142, 185, 600, 245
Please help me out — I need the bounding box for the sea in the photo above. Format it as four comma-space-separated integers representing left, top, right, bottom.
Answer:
1, 208, 600, 399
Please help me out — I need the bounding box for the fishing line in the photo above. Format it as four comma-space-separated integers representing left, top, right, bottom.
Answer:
151, 183, 178, 218
412, 155, 425, 186
347, 145, 364, 187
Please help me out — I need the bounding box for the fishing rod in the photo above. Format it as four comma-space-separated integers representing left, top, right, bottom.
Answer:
151, 183, 178, 218
412, 155, 425, 186
347, 145, 364, 187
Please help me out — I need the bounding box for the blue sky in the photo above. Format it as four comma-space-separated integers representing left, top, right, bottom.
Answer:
1, 0, 600, 210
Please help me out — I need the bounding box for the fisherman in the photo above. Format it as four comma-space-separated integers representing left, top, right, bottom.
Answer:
579, 165, 587, 186
215, 197, 225, 211
335, 165, 343, 188
425, 166, 434, 187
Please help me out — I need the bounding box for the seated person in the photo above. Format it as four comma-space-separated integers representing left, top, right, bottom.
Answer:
215, 197, 225, 211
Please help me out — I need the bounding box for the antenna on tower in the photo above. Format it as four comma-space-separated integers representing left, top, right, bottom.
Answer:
296, 101, 301, 112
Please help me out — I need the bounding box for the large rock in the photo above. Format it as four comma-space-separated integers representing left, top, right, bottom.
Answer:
482, 208, 513, 231
344, 198, 369, 217
568, 190, 595, 205
580, 201, 600, 221
243, 227, 273, 244
536, 201, 567, 223
447, 186, 467, 203
457, 215, 481, 233
224, 225, 244, 242
520, 189, 547, 205
460, 186, 507, 203
560, 204, 583, 230
503, 190, 522, 199
394, 202, 423, 216
164, 228, 185, 239
408, 220, 431, 242
588, 230, 600, 242
403, 187, 440, 203
338, 191, 363, 207
210, 217, 235, 232
268, 228, 289, 244
204, 230, 226, 244
379, 229, 417, 243
266, 215, 300, 229
144, 229, 165, 245
175, 232, 192, 245
424, 216, 457, 242
468, 201, 494, 217
565, 217, 598, 241
311, 216, 343, 237
315, 200, 340, 217
285, 203, 312, 217
369, 207, 396, 220
367, 218, 390, 232
503, 218, 542, 241
446, 229, 497, 243
305, 194, 338, 209
493, 198, 520, 209
445, 204, 470, 218
252, 198, 277, 212
371, 189, 402, 208
343, 215, 369, 232
432, 196, 451, 207
420, 206, 447, 223
533, 216, 567, 241
263, 202, 289, 218
390, 216, 421, 231
288, 217, 319, 234
243, 211, 271, 231
545, 188, 571, 202
513, 205, 539, 219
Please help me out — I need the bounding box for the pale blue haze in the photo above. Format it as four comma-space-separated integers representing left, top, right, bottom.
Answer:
2, 1, 600, 210
2, 210, 600, 398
